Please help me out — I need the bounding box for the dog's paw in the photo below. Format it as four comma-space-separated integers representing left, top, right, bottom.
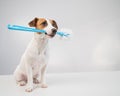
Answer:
41, 83, 48, 88
25, 86, 33, 92
33, 78, 41, 84
17, 81, 26, 86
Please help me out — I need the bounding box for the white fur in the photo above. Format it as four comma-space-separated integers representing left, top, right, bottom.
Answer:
44, 19, 55, 35
14, 19, 56, 92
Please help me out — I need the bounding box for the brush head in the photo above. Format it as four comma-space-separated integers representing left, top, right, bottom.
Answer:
58, 28, 73, 40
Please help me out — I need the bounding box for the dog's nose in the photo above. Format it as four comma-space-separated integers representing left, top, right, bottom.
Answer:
52, 28, 57, 34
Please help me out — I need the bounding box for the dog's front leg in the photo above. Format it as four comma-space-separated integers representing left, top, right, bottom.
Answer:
25, 63, 33, 92
40, 64, 48, 88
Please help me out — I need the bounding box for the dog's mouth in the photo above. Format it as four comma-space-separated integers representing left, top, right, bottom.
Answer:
45, 33, 56, 38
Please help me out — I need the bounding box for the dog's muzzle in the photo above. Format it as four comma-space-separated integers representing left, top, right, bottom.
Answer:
45, 28, 57, 37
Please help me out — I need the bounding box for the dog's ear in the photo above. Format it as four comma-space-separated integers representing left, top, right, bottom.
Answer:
28, 17, 38, 27
52, 20, 58, 29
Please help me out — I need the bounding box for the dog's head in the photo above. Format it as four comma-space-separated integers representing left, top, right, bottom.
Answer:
28, 17, 58, 38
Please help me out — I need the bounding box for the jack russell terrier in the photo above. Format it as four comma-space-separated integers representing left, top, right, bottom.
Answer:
14, 17, 58, 92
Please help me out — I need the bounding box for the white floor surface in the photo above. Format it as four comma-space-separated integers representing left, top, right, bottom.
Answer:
0, 71, 120, 96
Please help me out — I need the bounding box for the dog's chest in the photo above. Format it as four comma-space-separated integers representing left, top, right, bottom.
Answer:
32, 41, 48, 68
26, 37, 48, 74
33, 44, 48, 65
31, 50, 47, 76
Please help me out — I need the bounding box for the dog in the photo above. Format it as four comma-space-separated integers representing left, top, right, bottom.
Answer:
14, 17, 58, 92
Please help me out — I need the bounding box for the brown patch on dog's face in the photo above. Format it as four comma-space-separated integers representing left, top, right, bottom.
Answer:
28, 18, 48, 34
50, 20, 58, 29
36, 18, 48, 30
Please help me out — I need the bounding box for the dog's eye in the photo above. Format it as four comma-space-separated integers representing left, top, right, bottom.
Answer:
41, 21, 47, 26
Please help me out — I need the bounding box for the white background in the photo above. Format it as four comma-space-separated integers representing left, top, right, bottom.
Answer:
0, 0, 120, 74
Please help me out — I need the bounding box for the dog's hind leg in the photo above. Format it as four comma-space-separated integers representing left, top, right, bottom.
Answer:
14, 72, 27, 86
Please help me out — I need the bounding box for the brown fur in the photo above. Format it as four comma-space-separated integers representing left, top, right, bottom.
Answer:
36, 18, 47, 29
28, 18, 38, 27
29, 18, 48, 35
50, 20, 58, 29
